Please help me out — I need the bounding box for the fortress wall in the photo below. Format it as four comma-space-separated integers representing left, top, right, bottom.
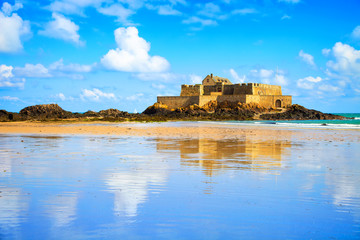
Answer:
233, 84, 253, 95
245, 95, 261, 104
253, 84, 282, 95
204, 85, 220, 95
257, 95, 292, 108
217, 95, 247, 104
223, 85, 235, 95
198, 95, 218, 106
157, 96, 199, 109
180, 84, 203, 96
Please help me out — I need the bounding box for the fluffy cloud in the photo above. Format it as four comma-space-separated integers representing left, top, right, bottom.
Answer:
47, 0, 105, 15
318, 84, 340, 92
182, 16, 218, 27
297, 76, 322, 89
39, 13, 83, 45
101, 27, 170, 72
229, 68, 246, 83
97, 4, 135, 23
0, 64, 25, 88
0, 2, 31, 53
351, 25, 360, 40
12, 60, 93, 79
299, 50, 316, 67
326, 42, 360, 78
189, 74, 202, 84
197, 3, 221, 18
0, 96, 20, 101
14, 64, 51, 78
146, 4, 182, 16
250, 68, 288, 85
126, 93, 144, 101
81, 88, 116, 101
49, 59, 93, 73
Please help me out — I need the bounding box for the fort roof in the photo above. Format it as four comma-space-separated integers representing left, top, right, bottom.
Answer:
212, 76, 231, 84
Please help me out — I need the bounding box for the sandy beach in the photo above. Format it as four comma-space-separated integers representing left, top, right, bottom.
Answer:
0, 121, 359, 143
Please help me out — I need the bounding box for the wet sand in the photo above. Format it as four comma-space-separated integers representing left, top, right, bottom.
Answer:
0, 121, 359, 142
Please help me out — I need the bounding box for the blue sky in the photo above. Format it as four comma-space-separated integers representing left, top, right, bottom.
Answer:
0, 0, 359, 113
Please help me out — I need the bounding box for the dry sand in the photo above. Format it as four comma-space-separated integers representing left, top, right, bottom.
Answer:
0, 121, 359, 142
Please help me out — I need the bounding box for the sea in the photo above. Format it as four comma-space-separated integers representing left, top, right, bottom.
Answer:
219, 113, 360, 129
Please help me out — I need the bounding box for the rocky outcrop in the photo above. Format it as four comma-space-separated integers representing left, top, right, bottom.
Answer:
99, 109, 131, 118
0, 102, 348, 122
19, 104, 74, 120
260, 104, 347, 120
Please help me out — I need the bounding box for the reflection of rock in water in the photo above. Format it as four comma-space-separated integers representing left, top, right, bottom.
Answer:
105, 161, 168, 217
157, 136, 291, 176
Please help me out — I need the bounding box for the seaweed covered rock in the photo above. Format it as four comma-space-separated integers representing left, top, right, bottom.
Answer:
143, 102, 171, 115
19, 104, 73, 119
99, 109, 131, 118
260, 104, 346, 120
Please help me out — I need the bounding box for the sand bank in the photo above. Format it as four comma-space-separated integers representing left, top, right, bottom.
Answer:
0, 121, 359, 142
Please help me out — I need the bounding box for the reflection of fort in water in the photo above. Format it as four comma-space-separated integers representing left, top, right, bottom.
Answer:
157, 136, 292, 176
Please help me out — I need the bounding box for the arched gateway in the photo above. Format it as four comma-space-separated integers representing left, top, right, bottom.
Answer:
275, 99, 282, 108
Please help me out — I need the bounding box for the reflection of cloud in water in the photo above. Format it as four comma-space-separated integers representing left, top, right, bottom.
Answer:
0, 151, 12, 176
0, 188, 28, 229
157, 137, 291, 176
105, 160, 168, 217
43, 192, 78, 227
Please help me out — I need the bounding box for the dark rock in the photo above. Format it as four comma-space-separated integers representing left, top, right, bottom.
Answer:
260, 104, 347, 120
19, 104, 74, 120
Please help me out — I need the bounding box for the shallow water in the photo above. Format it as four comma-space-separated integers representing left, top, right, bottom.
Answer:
1, 130, 360, 239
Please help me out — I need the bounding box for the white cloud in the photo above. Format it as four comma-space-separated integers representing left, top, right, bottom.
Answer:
0, 2, 31, 53
81, 88, 116, 101
101, 27, 170, 72
57, 93, 66, 101
197, 3, 221, 18
151, 83, 166, 89
297, 76, 322, 89
39, 13, 83, 45
182, 16, 217, 27
299, 50, 316, 67
47, 0, 105, 15
278, 0, 300, 3
189, 74, 202, 84
126, 93, 144, 101
232, 8, 257, 15
318, 84, 340, 92
1, 2, 23, 15
157, 5, 182, 15
322, 48, 331, 56
97, 4, 135, 23
250, 68, 288, 85
0, 96, 20, 101
281, 14, 291, 20
0, 64, 25, 88
229, 68, 246, 83
14, 64, 51, 78
326, 42, 360, 78
49, 59, 93, 73
351, 25, 360, 40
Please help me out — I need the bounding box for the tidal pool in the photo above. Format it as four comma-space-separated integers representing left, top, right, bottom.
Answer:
0, 132, 359, 239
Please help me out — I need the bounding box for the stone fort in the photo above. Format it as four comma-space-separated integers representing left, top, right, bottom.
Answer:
157, 74, 292, 109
